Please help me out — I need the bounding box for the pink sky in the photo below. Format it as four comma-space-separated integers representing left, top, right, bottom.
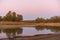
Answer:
0, 0, 60, 20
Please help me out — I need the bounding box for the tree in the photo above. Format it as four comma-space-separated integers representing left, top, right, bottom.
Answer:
12, 12, 17, 21
2, 11, 23, 22
0, 16, 2, 21
49, 16, 60, 22
3, 11, 12, 21
35, 17, 45, 23
16, 14, 23, 22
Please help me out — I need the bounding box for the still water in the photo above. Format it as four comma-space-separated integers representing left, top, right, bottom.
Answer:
0, 26, 60, 39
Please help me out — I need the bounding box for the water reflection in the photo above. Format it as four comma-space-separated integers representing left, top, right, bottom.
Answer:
0, 28, 23, 39
47, 27, 60, 32
0, 26, 60, 39
35, 26, 46, 31
35, 26, 60, 32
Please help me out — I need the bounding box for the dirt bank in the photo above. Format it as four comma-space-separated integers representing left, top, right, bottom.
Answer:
1, 34, 60, 40
0, 22, 60, 29
0, 22, 60, 26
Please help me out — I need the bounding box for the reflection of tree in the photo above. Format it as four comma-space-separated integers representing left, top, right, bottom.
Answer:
0, 29, 1, 33
35, 26, 60, 32
47, 27, 60, 32
35, 26, 45, 31
16, 28, 22, 34
3, 28, 23, 40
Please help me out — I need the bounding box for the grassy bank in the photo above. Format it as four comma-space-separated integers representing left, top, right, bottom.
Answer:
0, 22, 60, 26
0, 22, 60, 29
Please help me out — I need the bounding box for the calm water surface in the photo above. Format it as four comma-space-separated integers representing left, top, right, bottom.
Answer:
0, 26, 60, 39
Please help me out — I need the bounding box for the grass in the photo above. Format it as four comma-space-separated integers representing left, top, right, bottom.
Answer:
0, 21, 60, 29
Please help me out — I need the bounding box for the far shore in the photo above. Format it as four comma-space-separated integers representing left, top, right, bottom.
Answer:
0, 22, 60, 26
0, 22, 60, 29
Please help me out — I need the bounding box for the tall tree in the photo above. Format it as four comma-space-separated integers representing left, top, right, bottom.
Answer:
12, 12, 16, 21
16, 14, 23, 21
4, 11, 12, 21
2, 11, 23, 22
35, 17, 45, 23
0, 16, 2, 21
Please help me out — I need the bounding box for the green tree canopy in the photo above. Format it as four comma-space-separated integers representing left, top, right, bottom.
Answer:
0, 16, 2, 21
16, 14, 23, 21
35, 17, 45, 23
2, 11, 23, 22
49, 16, 60, 22
12, 12, 17, 21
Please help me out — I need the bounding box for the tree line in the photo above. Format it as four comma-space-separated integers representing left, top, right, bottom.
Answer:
0, 11, 23, 22
22, 16, 60, 23
35, 16, 60, 23
0, 11, 60, 23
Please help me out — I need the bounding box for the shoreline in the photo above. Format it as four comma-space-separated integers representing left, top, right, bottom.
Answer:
0, 22, 60, 29
0, 22, 60, 40
0, 22, 60, 26
1, 34, 60, 40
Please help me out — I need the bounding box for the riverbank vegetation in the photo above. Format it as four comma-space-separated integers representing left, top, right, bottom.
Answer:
35, 16, 60, 23
0, 11, 60, 23
23, 16, 60, 23
0, 11, 23, 22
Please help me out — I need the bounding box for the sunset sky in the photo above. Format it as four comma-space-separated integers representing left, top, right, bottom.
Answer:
0, 0, 60, 20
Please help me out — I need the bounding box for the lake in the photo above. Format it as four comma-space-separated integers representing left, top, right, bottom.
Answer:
0, 26, 60, 39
